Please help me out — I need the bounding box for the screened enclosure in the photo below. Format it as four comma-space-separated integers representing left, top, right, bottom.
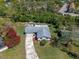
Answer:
59, 30, 79, 45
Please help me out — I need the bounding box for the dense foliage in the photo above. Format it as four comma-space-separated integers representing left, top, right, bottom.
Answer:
4, 27, 20, 48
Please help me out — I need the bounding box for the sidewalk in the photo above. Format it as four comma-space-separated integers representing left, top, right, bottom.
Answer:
25, 34, 39, 59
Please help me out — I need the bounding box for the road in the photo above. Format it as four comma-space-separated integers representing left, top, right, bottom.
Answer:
25, 34, 39, 59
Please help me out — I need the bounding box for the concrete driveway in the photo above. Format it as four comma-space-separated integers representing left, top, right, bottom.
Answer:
25, 34, 39, 59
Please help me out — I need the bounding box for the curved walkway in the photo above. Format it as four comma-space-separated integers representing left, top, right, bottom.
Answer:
25, 34, 39, 59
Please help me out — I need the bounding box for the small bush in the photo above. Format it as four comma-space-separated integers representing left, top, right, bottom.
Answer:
40, 40, 47, 46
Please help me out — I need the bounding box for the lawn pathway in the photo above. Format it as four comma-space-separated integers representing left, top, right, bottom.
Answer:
25, 34, 39, 59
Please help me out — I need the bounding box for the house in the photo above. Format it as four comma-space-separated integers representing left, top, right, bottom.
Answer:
0, 36, 8, 52
25, 24, 51, 40
0, 36, 4, 49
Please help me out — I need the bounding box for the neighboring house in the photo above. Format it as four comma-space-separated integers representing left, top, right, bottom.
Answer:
0, 36, 4, 49
58, 2, 79, 16
59, 29, 79, 45
0, 36, 8, 52
58, 2, 75, 13
25, 24, 51, 40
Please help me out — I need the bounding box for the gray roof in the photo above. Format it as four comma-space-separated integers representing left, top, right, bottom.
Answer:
25, 25, 51, 39
0, 37, 4, 48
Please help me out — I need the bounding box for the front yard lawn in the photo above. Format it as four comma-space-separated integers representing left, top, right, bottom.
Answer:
34, 41, 73, 59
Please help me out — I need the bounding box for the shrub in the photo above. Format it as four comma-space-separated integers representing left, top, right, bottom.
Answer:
6, 27, 17, 38
4, 27, 20, 48
0, 9, 6, 17
40, 40, 47, 46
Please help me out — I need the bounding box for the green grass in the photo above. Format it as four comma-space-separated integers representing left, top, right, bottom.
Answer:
0, 18, 9, 26
15, 22, 25, 36
0, 0, 4, 5
34, 42, 73, 59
